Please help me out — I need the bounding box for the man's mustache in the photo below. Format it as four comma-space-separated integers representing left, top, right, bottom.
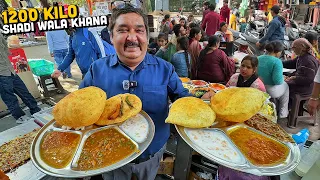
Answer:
125, 41, 140, 47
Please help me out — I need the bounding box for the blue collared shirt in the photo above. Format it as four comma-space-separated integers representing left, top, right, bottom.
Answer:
80, 53, 190, 158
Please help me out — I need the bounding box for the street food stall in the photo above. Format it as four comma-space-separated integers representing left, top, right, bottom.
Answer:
0, 88, 156, 179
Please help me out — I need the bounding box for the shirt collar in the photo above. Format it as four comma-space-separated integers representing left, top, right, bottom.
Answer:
109, 53, 158, 67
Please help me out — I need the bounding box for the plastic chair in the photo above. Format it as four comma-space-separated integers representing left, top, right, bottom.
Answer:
288, 94, 318, 128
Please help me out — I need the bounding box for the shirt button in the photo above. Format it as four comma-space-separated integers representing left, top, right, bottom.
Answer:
131, 89, 134, 92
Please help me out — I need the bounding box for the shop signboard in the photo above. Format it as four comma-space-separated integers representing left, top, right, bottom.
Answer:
95, 1, 109, 15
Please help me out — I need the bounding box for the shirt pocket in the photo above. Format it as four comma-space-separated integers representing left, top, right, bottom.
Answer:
142, 85, 168, 114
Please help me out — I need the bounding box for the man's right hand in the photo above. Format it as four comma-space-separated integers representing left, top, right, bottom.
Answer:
51, 70, 62, 78
308, 99, 319, 116
50, 53, 54, 57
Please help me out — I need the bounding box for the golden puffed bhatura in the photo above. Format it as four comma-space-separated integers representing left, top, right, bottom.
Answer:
52, 86, 107, 128
166, 97, 216, 128
95, 94, 142, 126
210, 88, 266, 122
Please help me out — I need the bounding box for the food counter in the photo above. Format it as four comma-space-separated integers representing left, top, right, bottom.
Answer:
0, 121, 45, 180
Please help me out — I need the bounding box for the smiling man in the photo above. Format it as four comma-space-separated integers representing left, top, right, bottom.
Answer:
79, 6, 189, 180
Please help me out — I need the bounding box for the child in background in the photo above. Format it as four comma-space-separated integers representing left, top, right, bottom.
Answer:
239, 18, 247, 33
171, 37, 191, 77
148, 33, 168, 55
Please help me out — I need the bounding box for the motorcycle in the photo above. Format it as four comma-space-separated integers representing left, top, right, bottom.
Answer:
191, 1, 202, 15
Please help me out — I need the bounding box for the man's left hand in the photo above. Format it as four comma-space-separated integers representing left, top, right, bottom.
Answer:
256, 42, 261, 47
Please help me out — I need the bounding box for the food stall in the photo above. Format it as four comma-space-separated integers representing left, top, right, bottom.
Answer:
167, 85, 301, 179
0, 88, 157, 179
0, 81, 306, 180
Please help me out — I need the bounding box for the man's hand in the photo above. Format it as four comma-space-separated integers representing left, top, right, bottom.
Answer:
256, 42, 261, 47
51, 70, 62, 78
285, 76, 296, 82
50, 53, 54, 57
308, 99, 319, 116
201, 91, 215, 100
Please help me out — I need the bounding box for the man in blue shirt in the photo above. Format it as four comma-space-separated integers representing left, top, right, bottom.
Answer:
46, 30, 72, 78
51, 28, 102, 79
256, 5, 285, 48
80, 6, 189, 180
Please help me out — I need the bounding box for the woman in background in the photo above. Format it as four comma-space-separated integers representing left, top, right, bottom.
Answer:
188, 27, 202, 79
227, 55, 266, 92
171, 37, 191, 77
197, 35, 235, 83
305, 32, 320, 60
258, 41, 289, 117
283, 38, 319, 96
215, 22, 234, 42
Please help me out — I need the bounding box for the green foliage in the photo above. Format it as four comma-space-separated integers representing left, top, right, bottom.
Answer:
62, 0, 86, 6
5, 0, 11, 6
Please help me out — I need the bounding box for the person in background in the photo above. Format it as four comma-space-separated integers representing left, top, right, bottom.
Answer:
220, 0, 231, 24
179, 18, 187, 28
279, 0, 284, 11
281, 4, 291, 26
305, 32, 320, 60
51, 27, 102, 79
187, 15, 197, 25
230, 3, 240, 30
188, 27, 202, 79
227, 55, 266, 92
215, 22, 234, 42
0, 33, 41, 124
283, 38, 319, 96
186, 22, 199, 36
148, 33, 167, 55
101, 14, 112, 45
256, 5, 286, 48
160, 14, 172, 35
171, 19, 176, 27
46, 29, 72, 79
156, 24, 186, 62
171, 37, 191, 77
258, 41, 289, 118
202, 1, 210, 21
197, 35, 235, 83
308, 68, 320, 116
239, 18, 247, 33
247, 6, 255, 22
201, 4, 220, 36
80, 6, 189, 179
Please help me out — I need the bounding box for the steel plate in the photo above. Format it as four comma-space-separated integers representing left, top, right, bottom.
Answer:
30, 111, 155, 178
175, 123, 301, 176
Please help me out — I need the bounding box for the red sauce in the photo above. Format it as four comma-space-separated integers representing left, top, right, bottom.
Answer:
192, 80, 207, 86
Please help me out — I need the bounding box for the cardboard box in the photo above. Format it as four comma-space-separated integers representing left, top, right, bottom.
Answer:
157, 156, 175, 175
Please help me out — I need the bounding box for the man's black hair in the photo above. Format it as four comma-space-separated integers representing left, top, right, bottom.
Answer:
110, 6, 149, 37
209, 4, 216, 11
173, 24, 182, 37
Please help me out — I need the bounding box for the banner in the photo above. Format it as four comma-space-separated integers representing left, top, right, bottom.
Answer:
95, 2, 109, 15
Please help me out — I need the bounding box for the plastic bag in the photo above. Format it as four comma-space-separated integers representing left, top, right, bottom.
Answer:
292, 128, 310, 145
